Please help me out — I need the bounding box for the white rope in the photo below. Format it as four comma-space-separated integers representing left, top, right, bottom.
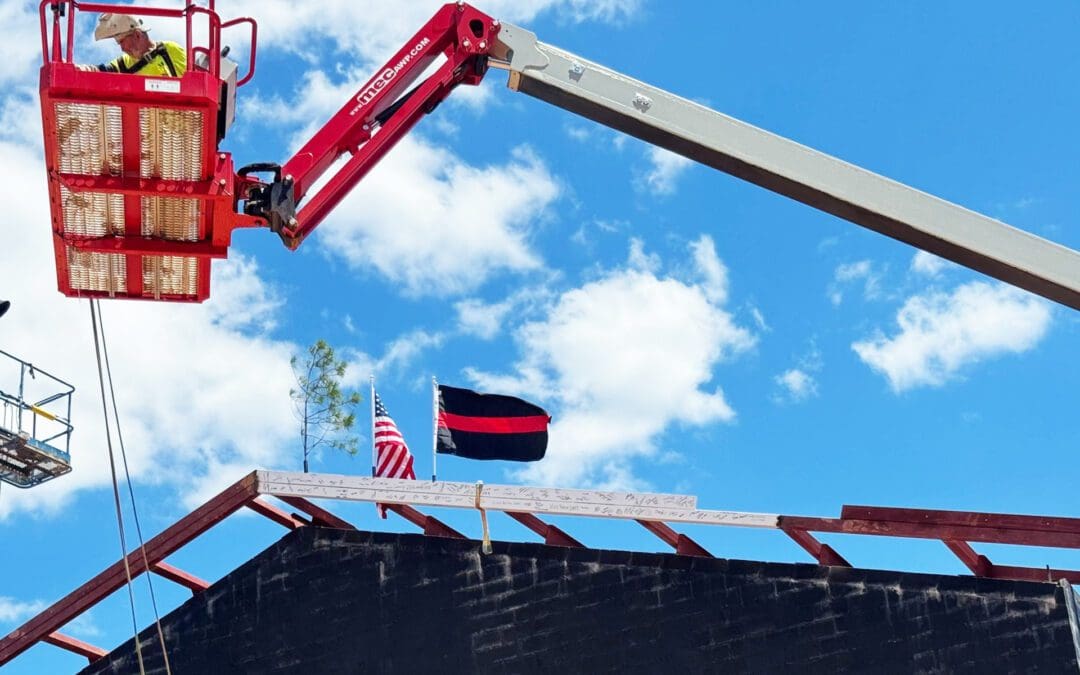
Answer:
475, 481, 492, 555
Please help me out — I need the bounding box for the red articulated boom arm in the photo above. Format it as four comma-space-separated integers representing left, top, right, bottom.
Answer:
239, 3, 499, 249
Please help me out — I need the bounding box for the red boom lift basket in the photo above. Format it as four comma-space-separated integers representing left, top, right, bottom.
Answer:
38, 1, 256, 302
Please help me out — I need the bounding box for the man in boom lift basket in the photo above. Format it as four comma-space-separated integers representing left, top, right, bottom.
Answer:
77, 13, 186, 77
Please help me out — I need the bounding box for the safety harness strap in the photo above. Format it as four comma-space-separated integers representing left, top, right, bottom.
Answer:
100, 43, 177, 76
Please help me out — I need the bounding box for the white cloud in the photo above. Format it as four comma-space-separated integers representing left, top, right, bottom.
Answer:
571, 218, 627, 250
64, 612, 104, 640
910, 250, 952, 278
639, 146, 692, 196
991, 196, 1039, 216
835, 260, 872, 282
565, 125, 592, 142
206, 254, 282, 333
240, 67, 373, 149
469, 242, 755, 487
852, 282, 1052, 392
0, 87, 41, 148
775, 369, 818, 402
456, 298, 514, 340
690, 235, 729, 304
749, 305, 769, 332
773, 344, 822, 404
0, 596, 46, 624
455, 286, 555, 340
342, 328, 448, 390
626, 237, 661, 274
379, 330, 445, 373
590, 461, 651, 493
829, 259, 883, 306
551, 0, 643, 23
0, 594, 102, 641
817, 236, 839, 252
317, 140, 558, 297
0, 3, 42, 86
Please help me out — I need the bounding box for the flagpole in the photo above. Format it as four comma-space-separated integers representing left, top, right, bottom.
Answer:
431, 375, 438, 482
370, 375, 376, 478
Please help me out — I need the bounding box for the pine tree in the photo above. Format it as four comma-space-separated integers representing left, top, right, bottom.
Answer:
290, 340, 361, 473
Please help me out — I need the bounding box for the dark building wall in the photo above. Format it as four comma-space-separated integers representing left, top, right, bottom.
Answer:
81, 528, 1079, 674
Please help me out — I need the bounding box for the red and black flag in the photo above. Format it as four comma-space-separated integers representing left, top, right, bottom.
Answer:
436, 385, 550, 462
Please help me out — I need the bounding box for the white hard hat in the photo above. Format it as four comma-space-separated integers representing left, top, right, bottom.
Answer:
94, 13, 149, 41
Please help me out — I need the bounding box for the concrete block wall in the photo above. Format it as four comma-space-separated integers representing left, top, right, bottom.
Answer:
81, 528, 1079, 674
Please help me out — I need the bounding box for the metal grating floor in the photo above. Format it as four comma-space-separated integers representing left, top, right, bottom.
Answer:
0, 427, 72, 488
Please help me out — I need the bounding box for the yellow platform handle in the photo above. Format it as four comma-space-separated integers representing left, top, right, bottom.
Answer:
29, 405, 57, 422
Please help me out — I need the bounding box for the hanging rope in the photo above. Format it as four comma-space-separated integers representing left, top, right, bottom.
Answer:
89, 299, 147, 674
475, 481, 492, 555
0, 402, 10, 498
0, 402, 6, 504
95, 301, 173, 675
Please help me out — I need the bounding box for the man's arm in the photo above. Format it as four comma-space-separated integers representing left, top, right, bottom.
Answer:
75, 59, 122, 73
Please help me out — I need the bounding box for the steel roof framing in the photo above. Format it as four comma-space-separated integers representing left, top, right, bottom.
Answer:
4, 470, 1080, 667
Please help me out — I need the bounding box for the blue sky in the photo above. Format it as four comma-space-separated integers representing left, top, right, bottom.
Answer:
2, 1, 1079, 671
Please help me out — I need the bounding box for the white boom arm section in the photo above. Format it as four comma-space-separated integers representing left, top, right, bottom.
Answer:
491, 24, 1080, 311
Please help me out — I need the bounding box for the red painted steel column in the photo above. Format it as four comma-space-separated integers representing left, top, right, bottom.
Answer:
42, 632, 107, 663
942, 539, 992, 577
277, 495, 358, 530
385, 503, 466, 539
637, 520, 712, 557
151, 561, 211, 595
507, 511, 584, 547
782, 527, 850, 567
245, 497, 307, 529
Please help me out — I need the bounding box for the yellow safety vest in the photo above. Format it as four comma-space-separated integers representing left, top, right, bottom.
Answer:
101, 41, 187, 77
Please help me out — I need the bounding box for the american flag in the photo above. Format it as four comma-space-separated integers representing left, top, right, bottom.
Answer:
373, 390, 415, 517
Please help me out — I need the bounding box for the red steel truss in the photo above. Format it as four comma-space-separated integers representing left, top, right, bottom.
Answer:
780, 506, 1080, 582
3, 471, 1079, 667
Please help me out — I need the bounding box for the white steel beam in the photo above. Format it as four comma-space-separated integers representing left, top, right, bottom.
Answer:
256, 471, 779, 529
491, 24, 1080, 310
